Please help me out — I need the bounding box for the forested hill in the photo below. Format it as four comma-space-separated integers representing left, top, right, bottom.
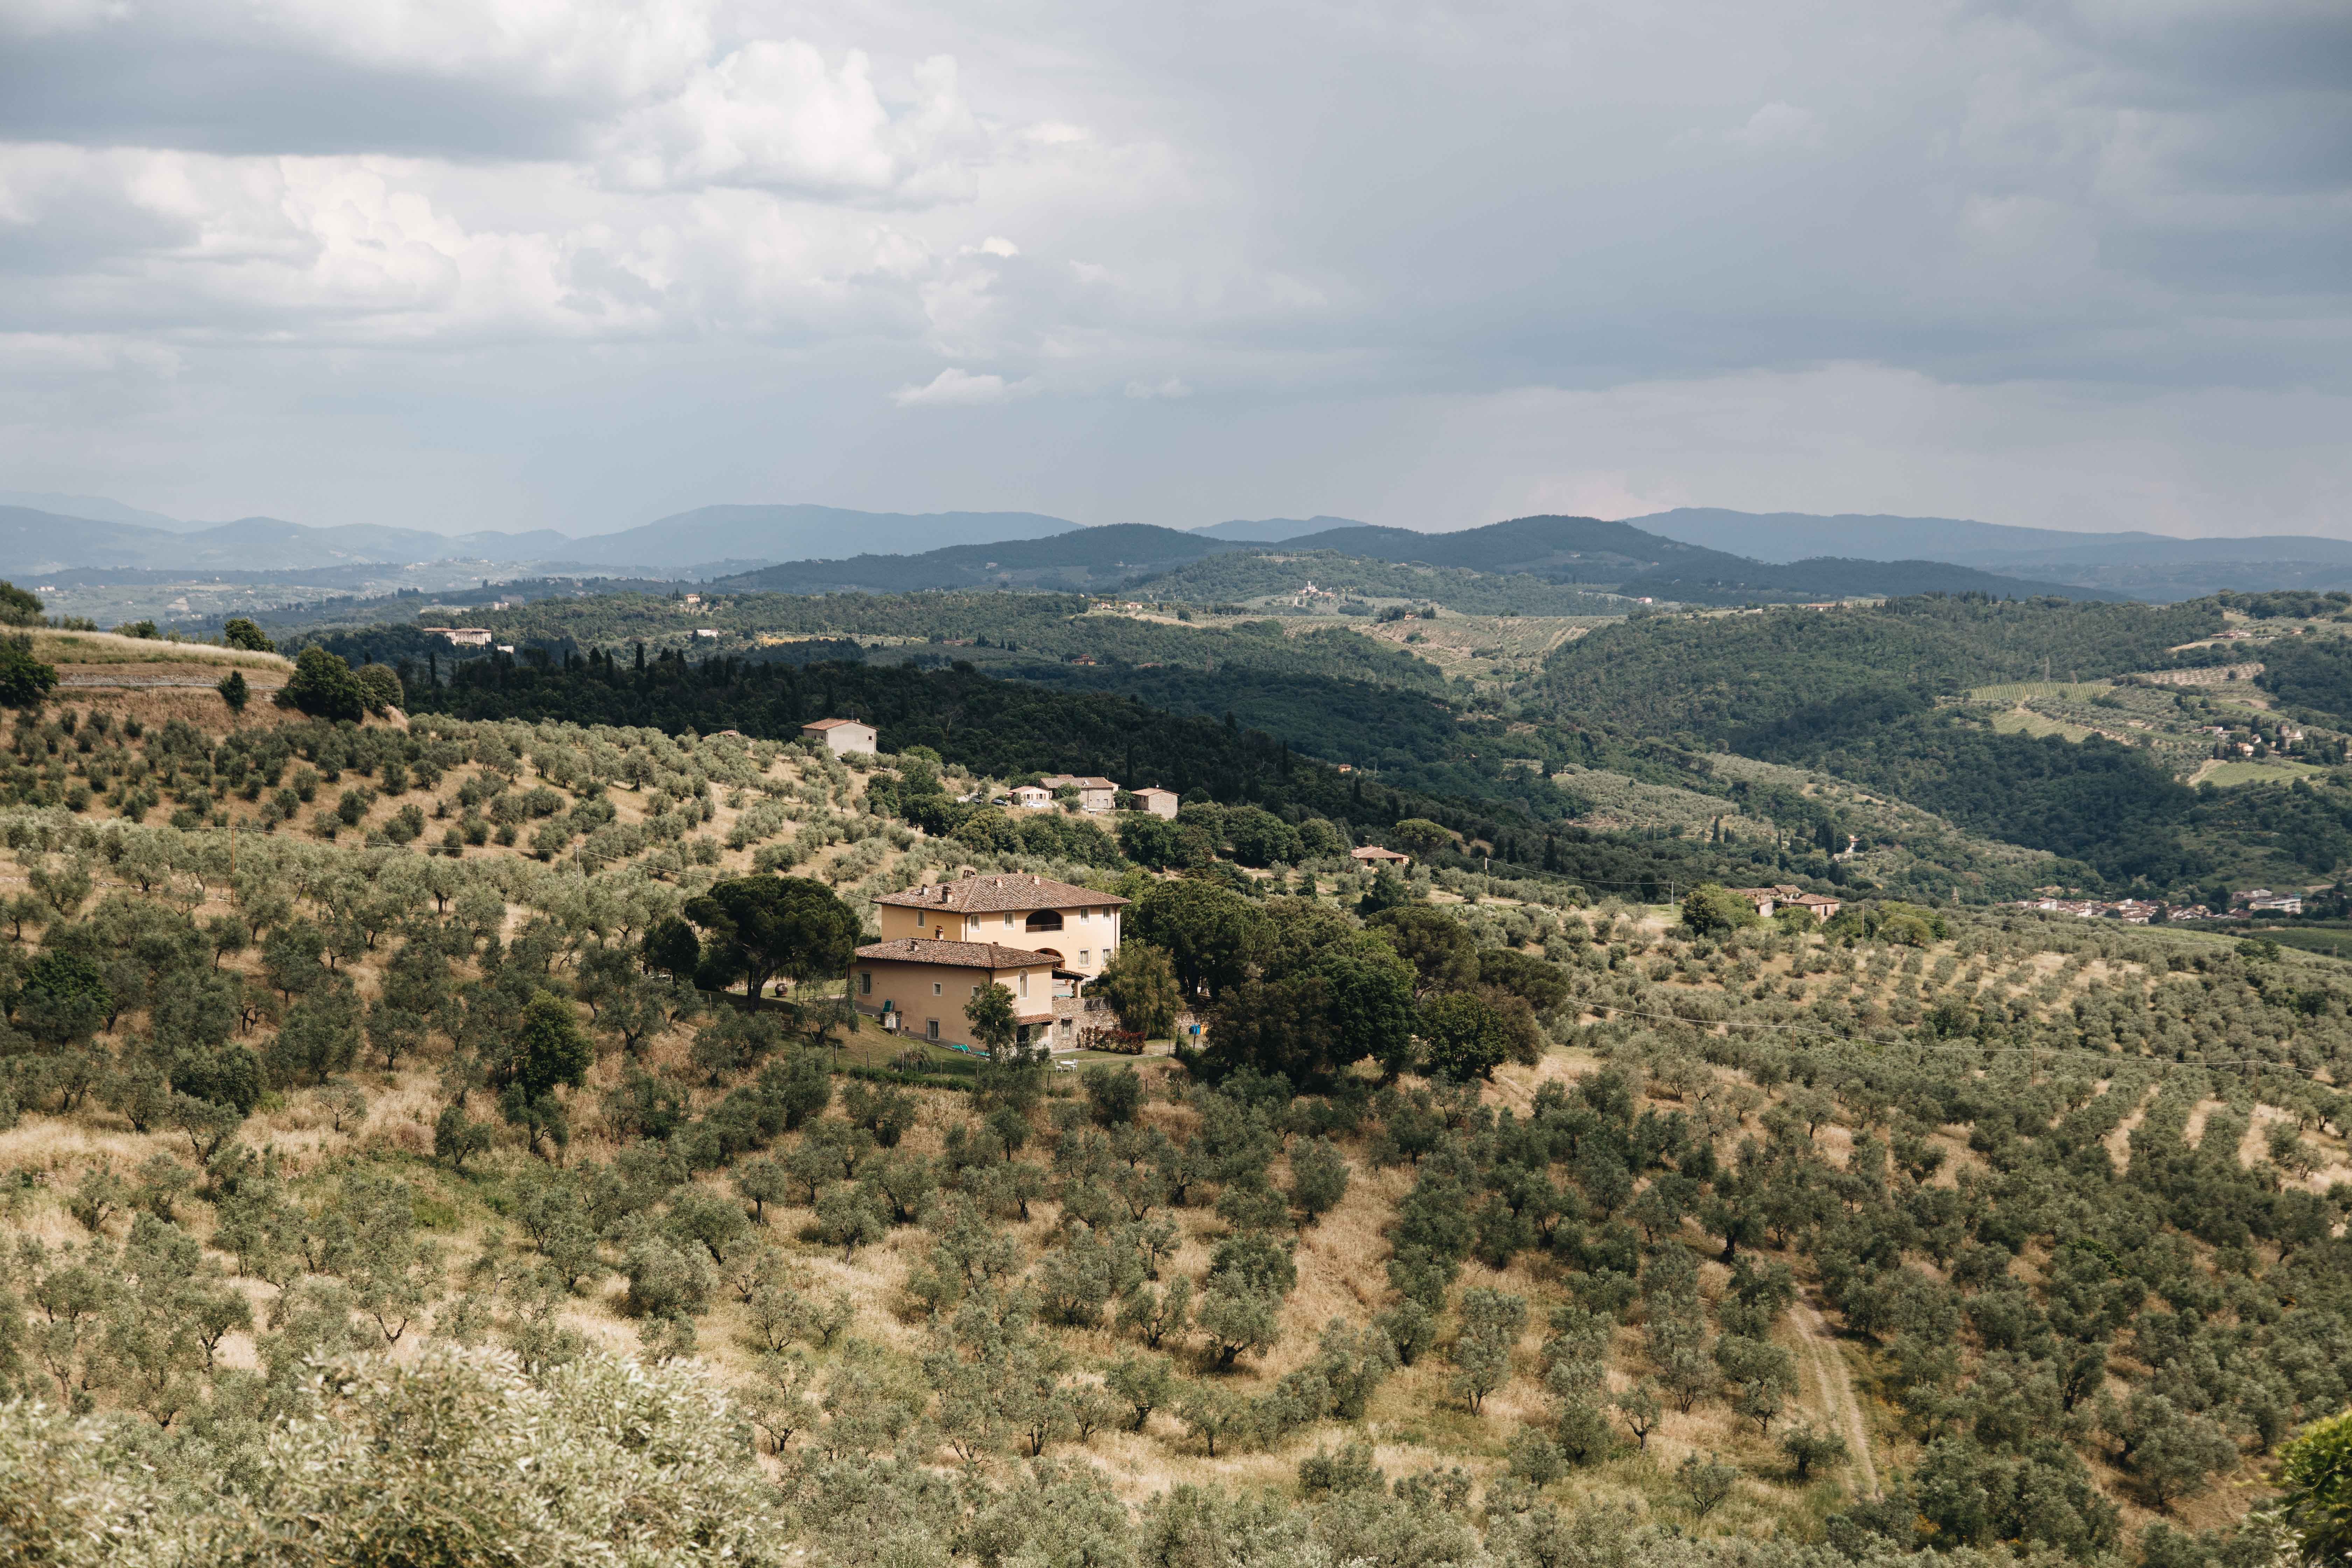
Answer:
404, 650, 1852, 899
1540, 596, 2226, 748
674, 514, 2127, 607
1534, 597, 2273, 886
1275, 515, 1735, 581
708, 524, 1239, 595
1614, 555, 2126, 605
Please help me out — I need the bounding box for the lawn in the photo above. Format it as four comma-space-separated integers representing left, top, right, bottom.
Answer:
1990, 707, 2095, 742
1965, 681, 2113, 703
2198, 759, 2327, 788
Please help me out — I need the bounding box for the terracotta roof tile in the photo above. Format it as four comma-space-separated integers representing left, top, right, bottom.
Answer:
854, 938, 1059, 969
874, 873, 1128, 914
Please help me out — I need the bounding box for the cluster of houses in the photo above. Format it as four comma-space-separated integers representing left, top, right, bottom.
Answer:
2009, 888, 2304, 924
2199, 721, 2308, 758
796, 721, 1185, 821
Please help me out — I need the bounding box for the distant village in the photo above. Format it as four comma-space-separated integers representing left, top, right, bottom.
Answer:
2010, 888, 2306, 924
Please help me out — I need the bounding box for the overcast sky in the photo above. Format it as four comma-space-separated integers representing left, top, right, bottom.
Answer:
1, 0, 2347, 538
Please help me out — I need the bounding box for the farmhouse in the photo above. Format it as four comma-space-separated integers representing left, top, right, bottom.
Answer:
1038, 774, 1119, 813
1730, 884, 1842, 921
799, 717, 876, 755
874, 872, 1128, 979
1350, 845, 1412, 866
851, 939, 1060, 1051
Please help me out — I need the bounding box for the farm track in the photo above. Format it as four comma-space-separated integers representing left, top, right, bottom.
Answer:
1793, 1297, 1878, 1496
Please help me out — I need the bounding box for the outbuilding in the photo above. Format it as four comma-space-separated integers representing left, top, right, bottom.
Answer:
1131, 786, 1180, 820
800, 717, 877, 755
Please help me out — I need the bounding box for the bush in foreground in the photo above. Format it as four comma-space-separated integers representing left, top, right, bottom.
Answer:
0, 1346, 781, 1565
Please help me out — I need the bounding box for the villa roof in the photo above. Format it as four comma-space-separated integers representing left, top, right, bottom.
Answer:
874, 873, 1129, 914
854, 938, 1059, 969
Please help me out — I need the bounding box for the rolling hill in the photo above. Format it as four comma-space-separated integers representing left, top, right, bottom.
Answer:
0, 501, 1085, 579
1637, 509, 2352, 600
705, 524, 1246, 594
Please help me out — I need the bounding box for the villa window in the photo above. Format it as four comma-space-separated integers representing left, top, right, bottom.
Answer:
858, 971, 872, 995
1026, 909, 1063, 931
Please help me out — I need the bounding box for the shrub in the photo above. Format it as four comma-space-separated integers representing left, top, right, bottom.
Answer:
279, 647, 369, 722
221, 617, 275, 652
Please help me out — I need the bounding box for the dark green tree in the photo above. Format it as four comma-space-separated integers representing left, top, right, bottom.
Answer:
0, 633, 56, 709
0, 580, 43, 626
681, 876, 858, 1010
966, 982, 1019, 1057
16, 950, 113, 1044
1367, 906, 1478, 996
278, 647, 369, 722
1095, 941, 1181, 1038
2278, 1408, 2352, 1565
1681, 882, 1760, 935
1130, 881, 1265, 1001
221, 617, 275, 652
1418, 991, 1512, 1080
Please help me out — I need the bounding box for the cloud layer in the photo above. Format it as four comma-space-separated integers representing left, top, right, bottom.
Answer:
0, 0, 2346, 536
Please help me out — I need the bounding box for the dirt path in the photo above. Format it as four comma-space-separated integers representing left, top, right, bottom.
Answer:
1793, 1297, 1878, 1496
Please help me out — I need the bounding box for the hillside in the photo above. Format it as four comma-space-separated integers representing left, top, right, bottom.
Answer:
0, 666, 2340, 1567
1613, 555, 2126, 605
1279, 515, 1735, 583
708, 524, 1245, 595
278, 584, 2352, 901
0, 501, 1087, 582
1638, 510, 2352, 601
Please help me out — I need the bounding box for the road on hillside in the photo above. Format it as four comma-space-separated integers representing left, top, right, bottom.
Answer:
1793, 1296, 1878, 1496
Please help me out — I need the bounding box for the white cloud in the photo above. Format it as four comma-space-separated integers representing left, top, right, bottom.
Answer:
1123, 377, 1190, 399
596, 43, 983, 203
1725, 101, 1822, 150
891, 367, 1036, 407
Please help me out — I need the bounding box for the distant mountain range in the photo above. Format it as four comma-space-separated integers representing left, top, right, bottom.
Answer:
1629, 509, 2352, 599
708, 524, 1242, 595
3, 491, 2347, 603
1189, 517, 1366, 541
699, 515, 2118, 604
0, 502, 1076, 578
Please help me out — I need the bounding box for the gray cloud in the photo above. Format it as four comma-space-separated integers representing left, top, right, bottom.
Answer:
0, 0, 2345, 537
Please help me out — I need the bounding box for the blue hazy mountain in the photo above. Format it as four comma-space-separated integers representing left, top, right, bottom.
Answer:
0, 502, 1082, 577
1190, 516, 1366, 541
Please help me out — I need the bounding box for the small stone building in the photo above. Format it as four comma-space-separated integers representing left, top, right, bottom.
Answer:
1131, 786, 1179, 819
800, 718, 877, 755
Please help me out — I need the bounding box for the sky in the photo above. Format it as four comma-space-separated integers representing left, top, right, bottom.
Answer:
0, 0, 2347, 539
